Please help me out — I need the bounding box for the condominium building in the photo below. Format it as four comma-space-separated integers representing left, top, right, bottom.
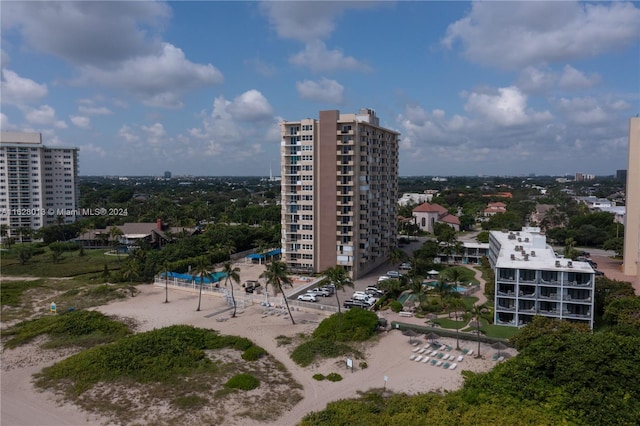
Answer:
0, 132, 80, 238
280, 109, 399, 279
489, 228, 595, 328
623, 117, 640, 279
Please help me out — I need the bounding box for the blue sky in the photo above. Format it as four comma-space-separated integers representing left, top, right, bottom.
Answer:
1, 1, 639, 177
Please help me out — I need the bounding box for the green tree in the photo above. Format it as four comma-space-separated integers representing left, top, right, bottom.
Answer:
603, 296, 640, 331
260, 261, 295, 324
594, 277, 635, 317
192, 258, 212, 312
17, 245, 34, 265
122, 259, 140, 297
221, 262, 241, 318
320, 265, 354, 332
109, 226, 123, 260
602, 237, 624, 257
161, 260, 171, 303
389, 248, 407, 266
433, 279, 454, 304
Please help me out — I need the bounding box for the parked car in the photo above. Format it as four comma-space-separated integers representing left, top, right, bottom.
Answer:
386, 271, 401, 278
377, 275, 391, 283
399, 263, 412, 271
321, 284, 335, 295
594, 270, 605, 276
365, 287, 384, 297
244, 280, 259, 293
297, 293, 317, 302
307, 287, 331, 297
343, 299, 370, 309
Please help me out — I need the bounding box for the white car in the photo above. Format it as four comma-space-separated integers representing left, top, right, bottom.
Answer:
297, 293, 317, 302
399, 263, 412, 271
307, 287, 331, 297
386, 271, 401, 278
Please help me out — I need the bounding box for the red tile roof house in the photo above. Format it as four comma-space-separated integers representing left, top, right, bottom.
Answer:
483, 202, 507, 217
412, 203, 460, 233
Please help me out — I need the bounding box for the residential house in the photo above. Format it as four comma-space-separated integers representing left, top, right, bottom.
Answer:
412, 202, 460, 233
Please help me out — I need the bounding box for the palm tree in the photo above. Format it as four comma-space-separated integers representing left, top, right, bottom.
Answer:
407, 277, 426, 309
447, 296, 465, 350
192, 258, 212, 312
389, 248, 406, 266
260, 261, 295, 324
433, 279, 454, 304
161, 260, 171, 303
109, 226, 123, 260
320, 265, 353, 332
377, 278, 403, 299
471, 304, 483, 357
122, 259, 140, 297
222, 262, 241, 317
443, 266, 464, 286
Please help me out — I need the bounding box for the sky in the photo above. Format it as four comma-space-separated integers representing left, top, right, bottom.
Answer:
1, 1, 639, 177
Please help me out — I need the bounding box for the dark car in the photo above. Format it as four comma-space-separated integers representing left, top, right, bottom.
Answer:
244, 280, 259, 293
343, 299, 370, 309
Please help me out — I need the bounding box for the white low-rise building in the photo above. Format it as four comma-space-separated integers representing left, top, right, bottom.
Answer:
489, 227, 595, 329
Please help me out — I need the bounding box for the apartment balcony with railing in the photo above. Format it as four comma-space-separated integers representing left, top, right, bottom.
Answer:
540, 271, 560, 285
538, 286, 560, 300
562, 303, 591, 319
496, 298, 516, 311
538, 300, 560, 315
496, 283, 516, 297
497, 268, 516, 282
517, 284, 537, 299
563, 289, 592, 303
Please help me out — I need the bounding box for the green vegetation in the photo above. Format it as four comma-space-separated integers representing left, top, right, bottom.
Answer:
312, 373, 325, 381
1, 247, 122, 278
3, 310, 131, 349
0, 279, 44, 307
35, 325, 263, 394
224, 373, 260, 391
241, 345, 267, 361
325, 373, 343, 382
291, 309, 378, 367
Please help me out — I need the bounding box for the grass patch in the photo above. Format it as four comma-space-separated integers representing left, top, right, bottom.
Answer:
275, 335, 293, 346
225, 373, 260, 391
326, 373, 343, 382
291, 339, 357, 367
172, 395, 207, 410
0, 279, 44, 306
2, 310, 131, 349
313, 374, 325, 381
431, 318, 467, 330
480, 324, 521, 339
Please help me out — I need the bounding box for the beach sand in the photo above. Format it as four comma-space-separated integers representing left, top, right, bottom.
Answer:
1, 262, 515, 426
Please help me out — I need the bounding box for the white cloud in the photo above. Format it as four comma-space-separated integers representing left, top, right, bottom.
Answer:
2, 1, 170, 67
290, 41, 371, 73
78, 105, 113, 115
442, 1, 640, 69
77, 43, 223, 108
296, 78, 344, 104
118, 125, 139, 143
558, 65, 601, 89
555, 97, 608, 125
464, 86, 552, 127
517, 66, 556, 93
54, 120, 68, 129
0, 112, 10, 130
141, 123, 166, 146
260, 2, 378, 43
78, 143, 106, 158
23, 104, 56, 125
226, 90, 274, 122
70, 115, 91, 128
1, 69, 48, 105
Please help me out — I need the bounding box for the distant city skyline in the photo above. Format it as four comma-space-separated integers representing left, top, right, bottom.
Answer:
1, 1, 639, 177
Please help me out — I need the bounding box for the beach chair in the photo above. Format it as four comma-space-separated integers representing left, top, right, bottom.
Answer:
446, 345, 453, 351
422, 357, 430, 363
409, 354, 416, 360
461, 348, 469, 355
437, 352, 444, 359
430, 359, 437, 365
430, 350, 438, 357
418, 348, 426, 354
412, 347, 421, 353
415, 356, 422, 362
457, 355, 464, 362
436, 360, 443, 367
442, 362, 450, 369
449, 363, 457, 370
442, 354, 450, 361
467, 349, 473, 356
497, 356, 505, 362
492, 353, 499, 361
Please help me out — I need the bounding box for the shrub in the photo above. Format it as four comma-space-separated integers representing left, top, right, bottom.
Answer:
312, 374, 325, 381
359, 361, 368, 369
326, 373, 343, 382
389, 300, 403, 313
172, 395, 207, 410
312, 308, 378, 342
242, 345, 267, 361
49, 241, 81, 252
291, 339, 354, 367
225, 373, 260, 391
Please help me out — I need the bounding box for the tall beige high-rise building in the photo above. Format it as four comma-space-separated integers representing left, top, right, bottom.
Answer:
623, 117, 640, 279
0, 132, 80, 239
280, 109, 399, 279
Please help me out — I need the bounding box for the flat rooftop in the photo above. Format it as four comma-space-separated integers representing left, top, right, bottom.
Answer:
492, 228, 594, 273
